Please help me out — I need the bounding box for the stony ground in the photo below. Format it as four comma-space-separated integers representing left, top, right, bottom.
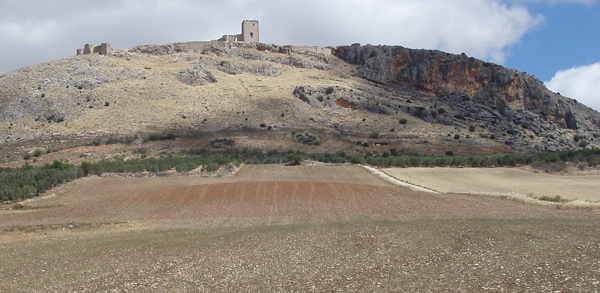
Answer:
1, 165, 599, 292
0, 42, 536, 165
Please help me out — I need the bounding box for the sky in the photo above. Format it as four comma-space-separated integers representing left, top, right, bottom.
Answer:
0, 0, 599, 110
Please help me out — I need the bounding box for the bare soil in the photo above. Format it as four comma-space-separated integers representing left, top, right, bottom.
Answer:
1, 165, 599, 292
383, 166, 600, 201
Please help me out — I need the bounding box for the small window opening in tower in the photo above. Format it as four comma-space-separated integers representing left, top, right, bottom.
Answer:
250, 32, 254, 38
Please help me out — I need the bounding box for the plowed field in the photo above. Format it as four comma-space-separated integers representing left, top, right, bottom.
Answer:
1, 165, 599, 292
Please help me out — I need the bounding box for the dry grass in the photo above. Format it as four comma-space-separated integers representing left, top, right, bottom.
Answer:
383, 167, 600, 203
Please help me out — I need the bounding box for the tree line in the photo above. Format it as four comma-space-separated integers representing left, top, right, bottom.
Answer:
2, 147, 599, 202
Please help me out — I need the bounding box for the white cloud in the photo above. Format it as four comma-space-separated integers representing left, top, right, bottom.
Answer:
261, 0, 544, 64
545, 63, 600, 111
0, 0, 544, 73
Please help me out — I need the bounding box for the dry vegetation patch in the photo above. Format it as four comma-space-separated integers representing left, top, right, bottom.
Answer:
383, 167, 600, 202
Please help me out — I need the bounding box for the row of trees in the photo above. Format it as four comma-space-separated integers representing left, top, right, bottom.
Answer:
0, 161, 82, 202
2, 147, 600, 202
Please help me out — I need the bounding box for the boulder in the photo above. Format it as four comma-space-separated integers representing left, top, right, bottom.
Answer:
176, 63, 218, 86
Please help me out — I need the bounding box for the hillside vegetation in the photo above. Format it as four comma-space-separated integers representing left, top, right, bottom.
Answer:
1, 41, 600, 165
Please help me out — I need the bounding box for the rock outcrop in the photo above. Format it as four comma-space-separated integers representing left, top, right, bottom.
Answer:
293, 85, 395, 115
176, 63, 218, 86
334, 44, 600, 132
209, 60, 284, 77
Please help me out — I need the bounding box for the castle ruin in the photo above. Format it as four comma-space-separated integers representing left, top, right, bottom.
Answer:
77, 43, 113, 56
217, 20, 259, 43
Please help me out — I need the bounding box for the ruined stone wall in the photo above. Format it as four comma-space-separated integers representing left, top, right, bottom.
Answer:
77, 43, 112, 56
95, 43, 112, 55
290, 45, 332, 55
241, 20, 259, 43
217, 35, 242, 42
83, 44, 94, 55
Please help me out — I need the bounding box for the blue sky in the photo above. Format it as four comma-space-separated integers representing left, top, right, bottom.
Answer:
505, 1, 600, 81
0, 0, 599, 110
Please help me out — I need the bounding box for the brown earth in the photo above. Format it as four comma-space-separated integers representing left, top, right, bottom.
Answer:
1, 165, 599, 292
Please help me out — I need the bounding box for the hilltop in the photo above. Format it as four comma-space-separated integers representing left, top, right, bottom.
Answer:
1, 41, 599, 164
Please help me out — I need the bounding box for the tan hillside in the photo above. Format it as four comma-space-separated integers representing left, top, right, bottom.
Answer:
1, 41, 599, 163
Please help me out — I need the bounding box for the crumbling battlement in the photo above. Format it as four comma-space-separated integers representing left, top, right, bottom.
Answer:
216, 20, 259, 43
76, 43, 112, 56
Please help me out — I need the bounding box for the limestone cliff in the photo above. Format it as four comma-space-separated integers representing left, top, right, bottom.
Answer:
334, 44, 600, 132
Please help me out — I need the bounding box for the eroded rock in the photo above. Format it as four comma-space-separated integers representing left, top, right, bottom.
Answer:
176, 63, 218, 86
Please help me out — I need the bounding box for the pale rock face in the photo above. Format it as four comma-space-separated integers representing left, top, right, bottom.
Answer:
176, 63, 218, 86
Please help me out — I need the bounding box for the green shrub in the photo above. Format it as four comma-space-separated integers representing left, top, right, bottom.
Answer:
317, 95, 324, 102
287, 153, 303, 165
399, 118, 408, 125
105, 137, 119, 145
539, 195, 567, 203
203, 162, 220, 172
469, 125, 476, 132
326, 86, 335, 95
23, 154, 31, 160
370, 132, 380, 139
438, 108, 446, 114
497, 105, 506, 114
350, 156, 365, 164
105, 101, 110, 107
33, 149, 43, 157
145, 133, 178, 142
454, 134, 460, 140
454, 114, 465, 120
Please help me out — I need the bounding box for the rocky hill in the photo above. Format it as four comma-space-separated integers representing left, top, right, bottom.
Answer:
1, 41, 599, 163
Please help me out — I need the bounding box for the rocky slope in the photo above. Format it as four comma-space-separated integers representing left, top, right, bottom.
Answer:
0, 41, 599, 162
335, 44, 600, 132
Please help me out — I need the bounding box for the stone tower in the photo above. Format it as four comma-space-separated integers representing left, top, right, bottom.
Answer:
241, 20, 259, 43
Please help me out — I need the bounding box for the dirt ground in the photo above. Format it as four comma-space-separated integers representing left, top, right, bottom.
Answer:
1, 165, 599, 292
382, 167, 600, 201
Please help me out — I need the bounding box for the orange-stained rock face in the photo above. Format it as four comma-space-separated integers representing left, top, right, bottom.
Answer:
335, 44, 600, 130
